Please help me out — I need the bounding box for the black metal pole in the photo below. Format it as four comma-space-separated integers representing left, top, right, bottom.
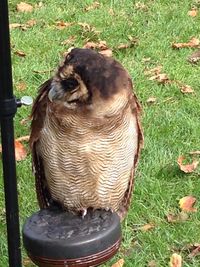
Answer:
0, 1, 22, 266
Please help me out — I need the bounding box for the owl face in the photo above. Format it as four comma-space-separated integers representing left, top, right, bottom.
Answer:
48, 48, 132, 114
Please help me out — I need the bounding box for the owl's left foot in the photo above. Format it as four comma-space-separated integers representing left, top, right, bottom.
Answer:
80, 208, 87, 218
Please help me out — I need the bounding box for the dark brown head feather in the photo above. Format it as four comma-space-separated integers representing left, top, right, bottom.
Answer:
59, 48, 131, 99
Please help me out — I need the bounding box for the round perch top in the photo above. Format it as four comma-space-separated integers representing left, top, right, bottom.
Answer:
23, 208, 121, 260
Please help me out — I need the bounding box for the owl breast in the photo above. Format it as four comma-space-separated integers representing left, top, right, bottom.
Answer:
37, 105, 138, 212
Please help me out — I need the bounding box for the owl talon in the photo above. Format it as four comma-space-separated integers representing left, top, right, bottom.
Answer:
81, 208, 87, 218
105, 207, 113, 212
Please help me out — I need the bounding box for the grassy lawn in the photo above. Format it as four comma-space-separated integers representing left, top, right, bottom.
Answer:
0, 0, 200, 266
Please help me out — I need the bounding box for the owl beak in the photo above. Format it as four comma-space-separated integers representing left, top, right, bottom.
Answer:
48, 87, 57, 102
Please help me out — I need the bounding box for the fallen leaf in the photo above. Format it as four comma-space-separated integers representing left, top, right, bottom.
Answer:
83, 41, 99, 49
61, 36, 76, 46
85, 1, 100, 11
10, 20, 36, 31
142, 57, 151, 63
16, 82, 27, 91
98, 40, 108, 50
169, 253, 182, 267
111, 259, 124, 267
188, 244, 200, 258
149, 73, 170, 84
15, 140, 27, 161
55, 21, 73, 30
9, 23, 22, 29
188, 49, 200, 64
16, 135, 30, 142
180, 84, 194, 94
99, 49, 112, 57
188, 9, 198, 17
20, 118, 30, 125
179, 196, 197, 212
147, 260, 157, 267
135, 2, 148, 11
83, 40, 111, 56
177, 155, 199, 173
146, 97, 157, 104
189, 150, 200, 155
26, 19, 36, 27
139, 223, 155, 231
17, 2, 33, 12
14, 50, 26, 57
166, 211, 189, 223
144, 65, 162, 75
172, 37, 200, 49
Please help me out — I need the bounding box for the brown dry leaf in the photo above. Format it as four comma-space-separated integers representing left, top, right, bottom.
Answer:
189, 150, 200, 155
111, 258, 124, 267
180, 84, 194, 94
166, 211, 189, 223
169, 253, 182, 267
99, 49, 113, 57
83, 41, 98, 49
26, 19, 36, 27
172, 37, 200, 49
10, 23, 22, 29
16, 82, 27, 91
83, 40, 111, 56
15, 140, 27, 161
135, 2, 148, 11
144, 65, 162, 75
61, 36, 76, 46
149, 73, 170, 84
98, 40, 108, 50
179, 196, 197, 212
188, 49, 200, 64
20, 118, 30, 125
10, 20, 36, 31
138, 223, 155, 231
85, 1, 100, 11
188, 9, 198, 17
147, 260, 157, 267
177, 155, 199, 173
14, 50, 26, 57
17, 2, 33, 12
55, 21, 73, 30
188, 244, 200, 258
146, 97, 157, 104
78, 22, 92, 31
16, 135, 30, 142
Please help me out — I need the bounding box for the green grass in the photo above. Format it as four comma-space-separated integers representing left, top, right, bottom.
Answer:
1, 0, 200, 266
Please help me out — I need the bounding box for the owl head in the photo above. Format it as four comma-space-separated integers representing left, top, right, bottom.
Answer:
48, 48, 132, 114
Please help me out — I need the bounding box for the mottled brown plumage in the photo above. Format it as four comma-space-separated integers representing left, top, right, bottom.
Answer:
30, 48, 143, 219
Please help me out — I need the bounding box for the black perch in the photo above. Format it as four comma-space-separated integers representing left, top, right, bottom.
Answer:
0, 0, 22, 266
23, 208, 121, 267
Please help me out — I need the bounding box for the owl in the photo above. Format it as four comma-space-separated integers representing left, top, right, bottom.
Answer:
30, 48, 143, 219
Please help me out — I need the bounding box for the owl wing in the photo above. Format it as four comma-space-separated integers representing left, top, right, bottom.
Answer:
118, 92, 143, 219
30, 79, 53, 209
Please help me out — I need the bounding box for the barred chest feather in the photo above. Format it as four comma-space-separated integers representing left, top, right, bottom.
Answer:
37, 104, 138, 212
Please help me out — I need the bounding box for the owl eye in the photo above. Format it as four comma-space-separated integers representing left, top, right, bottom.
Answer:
61, 78, 79, 91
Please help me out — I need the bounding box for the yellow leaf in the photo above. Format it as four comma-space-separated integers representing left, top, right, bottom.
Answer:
169, 253, 182, 267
